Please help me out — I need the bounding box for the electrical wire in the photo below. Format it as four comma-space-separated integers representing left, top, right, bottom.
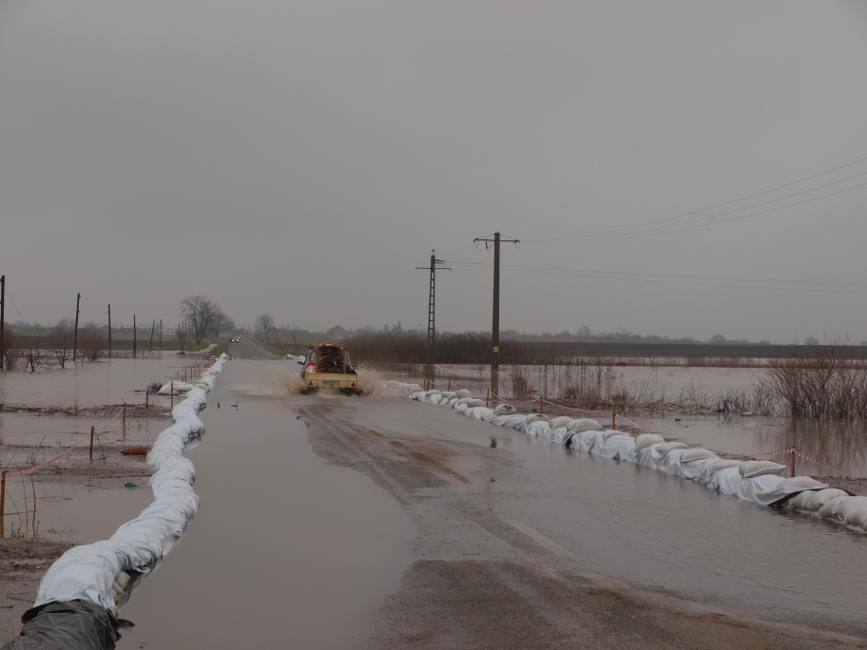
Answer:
525, 155, 867, 244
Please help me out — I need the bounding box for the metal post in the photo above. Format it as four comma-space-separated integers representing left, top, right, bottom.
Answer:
72, 292, 81, 362
612, 411, 616, 430
416, 251, 451, 390
122, 402, 127, 440
539, 394, 543, 415
0, 471, 5, 538
89, 425, 95, 462
0, 274, 5, 371
145, 387, 149, 408
107, 304, 112, 360
171, 381, 174, 408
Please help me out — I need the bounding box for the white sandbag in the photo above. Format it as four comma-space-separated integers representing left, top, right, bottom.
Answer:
567, 418, 603, 432
594, 433, 635, 461
680, 448, 716, 463
740, 460, 787, 478
635, 433, 665, 450
494, 403, 516, 415
549, 416, 573, 430
524, 420, 552, 437
525, 413, 550, 423
707, 459, 742, 474
157, 381, 194, 396
455, 389, 472, 398
36, 354, 229, 610
778, 476, 826, 491
654, 441, 688, 457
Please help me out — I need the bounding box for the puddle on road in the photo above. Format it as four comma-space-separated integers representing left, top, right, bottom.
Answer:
123, 360, 415, 650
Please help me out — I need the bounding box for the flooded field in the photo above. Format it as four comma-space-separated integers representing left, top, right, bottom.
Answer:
388, 362, 867, 479
0, 352, 195, 408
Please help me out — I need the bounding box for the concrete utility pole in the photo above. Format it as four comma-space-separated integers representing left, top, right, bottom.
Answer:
107, 304, 112, 360
0, 274, 5, 371
473, 232, 519, 398
159, 319, 163, 353
133, 314, 137, 359
72, 292, 81, 362
149, 319, 155, 353
415, 250, 451, 389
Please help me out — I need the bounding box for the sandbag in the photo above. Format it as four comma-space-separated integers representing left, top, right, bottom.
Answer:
634, 433, 665, 450
680, 448, 716, 463
567, 418, 603, 432
549, 416, 573, 430
740, 460, 787, 478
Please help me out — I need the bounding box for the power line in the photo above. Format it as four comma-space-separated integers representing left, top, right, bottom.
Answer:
449, 260, 867, 292
528, 178, 867, 245
526, 154, 867, 244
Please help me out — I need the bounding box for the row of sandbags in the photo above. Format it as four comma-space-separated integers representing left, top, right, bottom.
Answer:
28, 355, 229, 620
409, 388, 867, 533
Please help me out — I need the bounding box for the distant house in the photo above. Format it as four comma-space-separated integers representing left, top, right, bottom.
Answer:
326, 325, 349, 340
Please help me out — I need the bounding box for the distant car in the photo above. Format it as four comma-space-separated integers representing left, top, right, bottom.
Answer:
231, 336, 241, 342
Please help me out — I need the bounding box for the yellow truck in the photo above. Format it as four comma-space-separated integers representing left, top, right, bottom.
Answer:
298, 343, 360, 394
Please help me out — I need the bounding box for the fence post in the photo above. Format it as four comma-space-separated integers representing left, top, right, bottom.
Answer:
145, 387, 149, 408
486, 390, 490, 408
612, 410, 616, 430
789, 449, 796, 477
0, 470, 6, 538
447, 377, 451, 391
122, 402, 127, 440
89, 426, 95, 462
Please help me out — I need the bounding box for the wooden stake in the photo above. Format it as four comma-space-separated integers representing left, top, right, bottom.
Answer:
539, 395, 544, 415
145, 387, 149, 408
789, 449, 797, 477
612, 411, 616, 430
122, 402, 127, 440
171, 381, 174, 408
89, 425, 95, 462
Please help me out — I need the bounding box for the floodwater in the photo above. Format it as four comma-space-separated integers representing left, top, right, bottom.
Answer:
123, 360, 415, 649
346, 396, 867, 636
394, 363, 867, 478
116, 359, 867, 645
0, 352, 200, 408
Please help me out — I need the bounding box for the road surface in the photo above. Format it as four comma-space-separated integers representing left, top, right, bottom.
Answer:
229, 338, 281, 360
122, 359, 867, 648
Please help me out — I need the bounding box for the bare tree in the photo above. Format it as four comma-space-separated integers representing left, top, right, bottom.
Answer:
50, 320, 73, 368
176, 322, 188, 352
181, 295, 231, 345
23, 345, 45, 373
256, 313, 275, 340
79, 329, 106, 362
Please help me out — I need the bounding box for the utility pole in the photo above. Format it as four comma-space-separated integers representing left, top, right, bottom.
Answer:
107, 304, 112, 360
0, 274, 5, 371
473, 232, 519, 398
72, 292, 81, 363
149, 319, 155, 353
415, 250, 451, 389
133, 314, 137, 359
159, 319, 163, 353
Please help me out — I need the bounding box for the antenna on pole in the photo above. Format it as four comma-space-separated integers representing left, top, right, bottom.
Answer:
416, 250, 452, 390
472, 232, 519, 399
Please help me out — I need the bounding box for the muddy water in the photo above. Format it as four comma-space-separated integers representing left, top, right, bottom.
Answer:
0, 353, 198, 407
123, 360, 415, 649
348, 398, 867, 635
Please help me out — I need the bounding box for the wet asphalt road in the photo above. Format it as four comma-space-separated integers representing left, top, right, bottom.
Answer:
122, 354, 867, 648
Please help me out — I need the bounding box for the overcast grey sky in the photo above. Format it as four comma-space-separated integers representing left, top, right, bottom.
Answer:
2, 0, 867, 341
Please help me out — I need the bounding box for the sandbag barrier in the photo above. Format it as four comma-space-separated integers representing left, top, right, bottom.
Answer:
409, 388, 867, 534
2, 354, 229, 650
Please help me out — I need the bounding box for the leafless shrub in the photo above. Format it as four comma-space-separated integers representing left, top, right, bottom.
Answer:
766, 346, 867, 419
509, 365, 532, 397
50, 320, 73, 368
79, 330, 106, 362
